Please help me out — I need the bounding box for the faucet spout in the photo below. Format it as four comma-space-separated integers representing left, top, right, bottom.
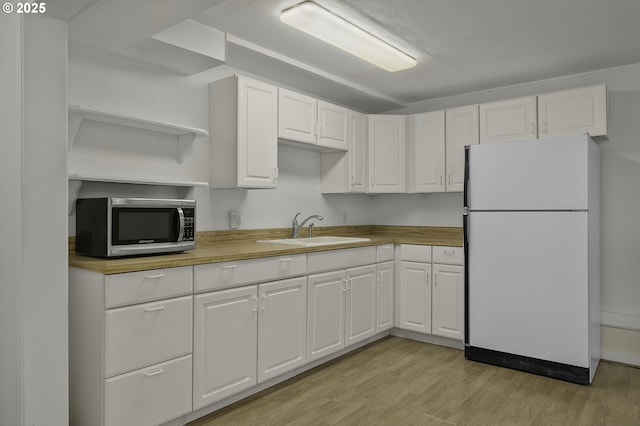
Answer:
292, 213, 324, 238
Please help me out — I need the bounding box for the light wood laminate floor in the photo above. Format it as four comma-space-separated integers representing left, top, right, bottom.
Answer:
189, 336, 640, 425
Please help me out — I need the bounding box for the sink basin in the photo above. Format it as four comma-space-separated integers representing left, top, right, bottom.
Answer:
257, 236, 371, 247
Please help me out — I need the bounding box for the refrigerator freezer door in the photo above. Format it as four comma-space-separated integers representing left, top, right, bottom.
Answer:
468, 135, 590, 211
467, 211, 590, 367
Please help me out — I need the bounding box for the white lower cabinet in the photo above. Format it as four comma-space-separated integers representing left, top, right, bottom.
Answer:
432, 263, 464, 340
193, 276, 307, 409
307, 248, 392, 362
376, 261, 395, 332
257, 277, 307, 383
193, 285, 258, 410
397, 245, 464, 340
69, 267, 194, 426
307, 270, 347, 361
345, 265, 377, 346
398, 261, 432, 333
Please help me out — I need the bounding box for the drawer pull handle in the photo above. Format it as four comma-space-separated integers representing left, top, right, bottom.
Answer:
144, 305, 165, 312
279, 258, 293, 262
144, 273, 165, 279
144, 368, 164, 377
222, 265, 237, 270
443, 249, 455, 255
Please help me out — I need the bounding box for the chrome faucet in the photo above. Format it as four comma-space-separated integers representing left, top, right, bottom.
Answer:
292, 212, 324, 238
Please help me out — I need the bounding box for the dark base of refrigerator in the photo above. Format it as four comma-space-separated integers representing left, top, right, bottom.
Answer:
465, 346, 591, 385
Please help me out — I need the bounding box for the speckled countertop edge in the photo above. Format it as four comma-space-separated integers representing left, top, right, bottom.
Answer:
69, 225, 463, 274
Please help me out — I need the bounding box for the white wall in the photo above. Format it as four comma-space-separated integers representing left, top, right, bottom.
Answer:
387, 63, 640, 365
68, 45, 371, 232
0, 14, 69, 426
0, 13, 24, 426
22, 14, 70, 426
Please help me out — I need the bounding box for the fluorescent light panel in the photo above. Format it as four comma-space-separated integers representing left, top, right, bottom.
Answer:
280, 1, 416, 72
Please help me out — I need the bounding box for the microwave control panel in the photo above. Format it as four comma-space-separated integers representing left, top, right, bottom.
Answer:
183, 208, 195, 241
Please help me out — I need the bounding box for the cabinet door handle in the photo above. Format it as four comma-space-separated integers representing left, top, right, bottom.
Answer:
440, 175, 443, 186
342, 279, 347, 292
144, 273, 165, 280
261, 295, 268, 311
144, 368, 164, 377
144, 305, 165, 312
273, 167, 279, 181
434, 273, 438, 286
252, 296, 258, 313
425, 271, 430, 286
347, 278, 353, 291
377, 271, 382, 283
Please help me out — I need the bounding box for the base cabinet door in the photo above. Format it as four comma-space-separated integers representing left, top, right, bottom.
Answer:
432, 264, 465, 340
345, 265, 377, 346
398, 261, 432, 333
376, 261, 394, 332
307, 271, 346, 362
193, 286, 258, 410
258, 277, 307, 383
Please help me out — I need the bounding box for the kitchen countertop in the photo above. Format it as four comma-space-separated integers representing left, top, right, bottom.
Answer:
68, 225, 463, 274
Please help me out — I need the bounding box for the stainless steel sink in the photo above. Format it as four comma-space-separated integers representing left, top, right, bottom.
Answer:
257, 236, 371, 247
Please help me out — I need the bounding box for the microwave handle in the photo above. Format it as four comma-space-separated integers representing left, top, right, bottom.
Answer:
177, 208, 185, 241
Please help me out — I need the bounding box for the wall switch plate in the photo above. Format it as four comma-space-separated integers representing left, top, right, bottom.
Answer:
229, 210, 241, 229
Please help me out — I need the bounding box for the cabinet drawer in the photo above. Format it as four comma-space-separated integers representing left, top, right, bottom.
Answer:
104, 355, 192, 426
105, 295, 192, 378
400, 244, 432, 262
432, 246, 464, 265
105, 266, 192, 308
308, 246, 376, 273
376, 244, 395, 262
195, 254, 307, 292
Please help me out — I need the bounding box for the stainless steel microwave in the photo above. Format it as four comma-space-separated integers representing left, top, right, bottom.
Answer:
75, 197, 195, 258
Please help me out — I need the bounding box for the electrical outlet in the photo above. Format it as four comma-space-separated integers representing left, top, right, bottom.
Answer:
229, 210, 241, 229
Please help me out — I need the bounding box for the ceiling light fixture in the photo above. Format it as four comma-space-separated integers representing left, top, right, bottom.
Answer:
280, 1, 417, 72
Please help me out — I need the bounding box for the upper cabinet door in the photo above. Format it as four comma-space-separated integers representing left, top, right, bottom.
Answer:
446, 105, 479, 192
278, 89, 317, 144
537, 84, 607, 138
368, 115, 406, 193
317, 101, 349, 150
408, 110, 446, 193
479, 96, 537, 144
237, 76, 278, 188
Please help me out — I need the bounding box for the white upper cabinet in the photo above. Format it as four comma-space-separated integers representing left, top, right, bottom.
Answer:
537, 84, 607, 138
368, 114, 407, 193
446, 105, 479, 192
407, 110, 446, 193
210, 75, 278, 189
479, 96, 538, 144
317, 101, 350, 150
278, 89, 317, 144
278, 89, 349, 151
320, 110, 368, 193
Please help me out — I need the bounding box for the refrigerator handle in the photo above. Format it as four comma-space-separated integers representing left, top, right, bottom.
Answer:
463, 145, 471, 347
463, 145, 470, 211
463, 211, 470, 347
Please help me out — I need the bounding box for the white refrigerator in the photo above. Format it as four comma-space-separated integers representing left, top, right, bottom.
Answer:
463, 134, 600, 384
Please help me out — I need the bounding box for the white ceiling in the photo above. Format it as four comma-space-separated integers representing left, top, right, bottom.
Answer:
49, 0, 640, 112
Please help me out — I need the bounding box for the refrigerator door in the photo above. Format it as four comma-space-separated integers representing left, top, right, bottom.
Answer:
467, 211, 590, 367
468, 135, 590, 211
